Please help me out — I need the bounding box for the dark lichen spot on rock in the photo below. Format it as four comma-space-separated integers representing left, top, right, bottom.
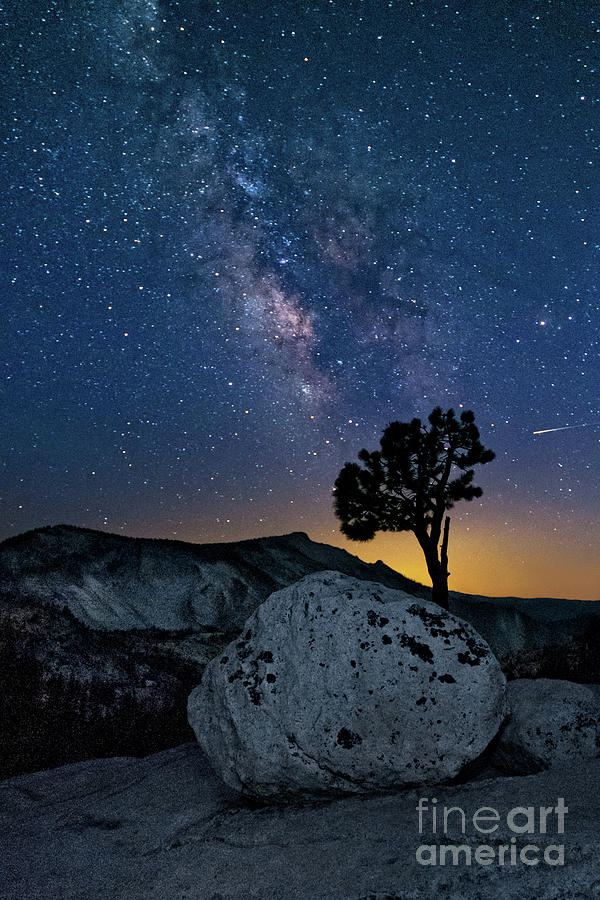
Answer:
408, 605, 447, 629
398, 633, 434, 664
257, 650, 274, 663
438, 673, 457, 684
416, 696, 427, 706
337, 727, 362, 749
407, 605, 491, 664
266, 673, 276, 684
247, 687, 262, 706
236, 640, 252, 660
367, 610, 389, 628
350, 659, 357, 668
382, 634, 392, 645
228, 668, 243, 683
220, 655, 229, 664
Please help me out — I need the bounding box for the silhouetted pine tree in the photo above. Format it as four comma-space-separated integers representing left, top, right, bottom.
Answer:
333, 407, 495, 609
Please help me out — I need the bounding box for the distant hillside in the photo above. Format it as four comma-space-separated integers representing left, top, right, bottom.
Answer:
0, 525, 428, 632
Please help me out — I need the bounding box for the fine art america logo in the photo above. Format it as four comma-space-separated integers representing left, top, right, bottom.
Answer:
415, 797, 567, 867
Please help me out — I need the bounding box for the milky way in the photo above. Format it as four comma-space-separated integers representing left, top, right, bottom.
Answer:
2, 1, 598, 598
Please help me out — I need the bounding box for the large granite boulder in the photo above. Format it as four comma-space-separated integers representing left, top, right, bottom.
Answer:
188, 571, 507, 798
492, 678, 600, 774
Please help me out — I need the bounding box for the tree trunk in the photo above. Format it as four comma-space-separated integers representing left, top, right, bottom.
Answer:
420, 517, 450, 610
430, 571, 449, 610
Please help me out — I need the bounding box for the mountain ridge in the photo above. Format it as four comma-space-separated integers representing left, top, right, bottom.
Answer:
0, 523, 430, 632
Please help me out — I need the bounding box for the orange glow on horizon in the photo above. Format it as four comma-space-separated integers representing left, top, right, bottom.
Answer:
316, 519, 599, 602
127, 505, 598, 603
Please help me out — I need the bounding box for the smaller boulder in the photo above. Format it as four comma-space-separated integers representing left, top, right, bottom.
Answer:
492, 678, 600, 774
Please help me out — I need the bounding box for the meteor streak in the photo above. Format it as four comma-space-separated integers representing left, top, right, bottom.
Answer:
533, 423, 599, 435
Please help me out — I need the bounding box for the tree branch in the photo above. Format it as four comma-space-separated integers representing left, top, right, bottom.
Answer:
440, 515, 450, 578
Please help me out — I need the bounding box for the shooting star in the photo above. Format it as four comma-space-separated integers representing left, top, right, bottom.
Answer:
533, 423, 599, 435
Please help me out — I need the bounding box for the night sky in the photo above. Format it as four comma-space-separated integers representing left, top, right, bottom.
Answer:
2, 1, 598, 599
